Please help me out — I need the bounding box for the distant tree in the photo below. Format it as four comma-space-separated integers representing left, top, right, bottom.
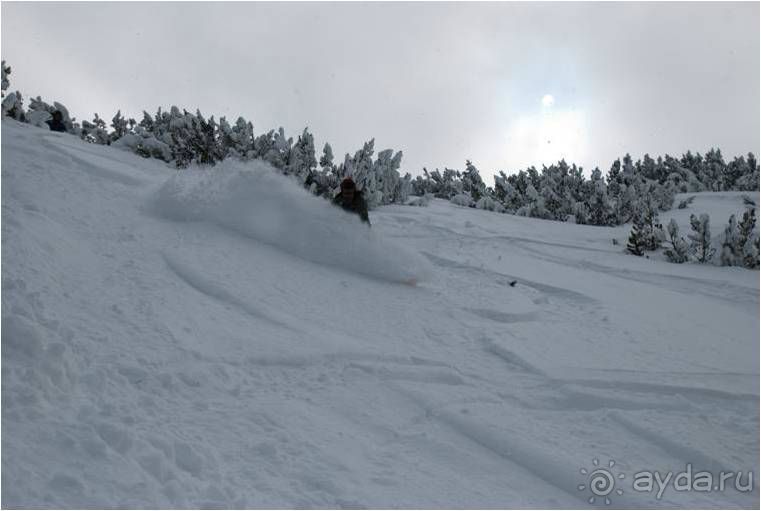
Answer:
1, 60, 10, 97
677, 196, 696, 209
286, 127, 317, 182
257, 127, 291, 170
110, 110, 129, 142
587, 167, 612, 225
81, 113, 110, 144
736, 152, 760, 191
688, 213, 715, 263
25, 96, 53, 128
374, 148, 404, 205
1, 90, 24, 121
703, 148, 725, 191
642, 201, 665, 251
319, 143, 335, 174
494, 171, 524, 212
626, 214, 648, 256
738, 208, 759, 269
346, 139, 377, 204
719, 214, 743, 266
664, 219, 690, 263
462, 160, 486, 202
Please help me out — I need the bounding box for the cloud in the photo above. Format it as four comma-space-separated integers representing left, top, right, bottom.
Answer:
2, 2, 758, 180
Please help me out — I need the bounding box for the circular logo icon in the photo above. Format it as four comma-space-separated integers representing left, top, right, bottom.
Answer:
578, 458, 625, 505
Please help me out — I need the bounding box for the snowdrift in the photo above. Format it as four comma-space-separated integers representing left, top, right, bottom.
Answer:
150, 159, 431, 284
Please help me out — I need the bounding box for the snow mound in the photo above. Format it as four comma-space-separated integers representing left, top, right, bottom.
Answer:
150, 159, 431, 284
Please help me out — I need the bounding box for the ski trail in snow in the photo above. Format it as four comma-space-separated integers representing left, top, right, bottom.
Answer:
514, 241, 759, 311
162, 251, 297, 331
421, 251, 599, 306
609, 412, 728, 473
391, 385, 588, 504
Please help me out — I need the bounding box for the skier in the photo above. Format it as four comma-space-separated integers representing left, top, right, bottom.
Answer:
333, 176, 370, 225
46, 111, 66, 133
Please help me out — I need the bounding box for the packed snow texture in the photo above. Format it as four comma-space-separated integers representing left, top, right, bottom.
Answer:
150, 159, 430, 285
2, 119, 759, 509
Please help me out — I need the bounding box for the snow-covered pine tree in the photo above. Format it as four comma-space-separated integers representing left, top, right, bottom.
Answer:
703, 148, 725, 191
110, 110, 129, 142
641, 200, 665, 251
462, 160, 487, 202
1, 60, 9, 97
450, 193, 474, 207
573, 201, 590, 224
24, 96, 53, 128
681, 151, 706, 192
2, 91, 24, 121
320, 143, 334, 174
112, 123, 173, 161
723, 155, 747, 190
652, 180, 676, 211
81, 113, 110, 145
638, 154, 658, 180
395, 172, 413, 205
475, 194, 504, 212
217, 116, 237, 159
232, 117, 255, 158
373, 148, 404, 205
736, 152, 760, 191
167, 107, 196, 167
688, 213, 715, 263
138, 110, 154, 132
516, 184, 551, 219
677, 196, 696, 209
217, 116, 254, 160
622, 153, 636, 182
252, 129, 275, 162
286, 127, 317, 183
347, 139, 379, 206
494, 171, 523, 213
626, 213, 647, 256
195, 112, 223, 165
738, 207, 759, 269
53, 102, 77, 134
664, 219, 691, 263
539, 163, 566, 220
607, 158, 622, 200
306, 142, 339, 197
587, 167, 612, 225
719, 214, 743, 266
256, 127, 291, 170
441, 168, 463, 199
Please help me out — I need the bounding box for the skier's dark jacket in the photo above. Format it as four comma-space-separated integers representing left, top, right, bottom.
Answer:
332, 191, 370, 225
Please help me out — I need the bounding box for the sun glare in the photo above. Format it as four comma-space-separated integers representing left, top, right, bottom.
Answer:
504, 106, 587, 170
541, 94, 555, 108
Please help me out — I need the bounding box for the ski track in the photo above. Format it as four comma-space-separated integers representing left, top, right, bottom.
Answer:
514, 241, 759, 311
2, 121, 759, 508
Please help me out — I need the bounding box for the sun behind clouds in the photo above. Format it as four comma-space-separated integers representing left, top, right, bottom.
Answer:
504, 96, 588, 171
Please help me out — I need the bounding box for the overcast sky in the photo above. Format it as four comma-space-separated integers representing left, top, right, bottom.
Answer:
2, 2, 759, 179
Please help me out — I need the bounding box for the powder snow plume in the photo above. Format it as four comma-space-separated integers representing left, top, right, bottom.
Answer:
150, 159, 431, 284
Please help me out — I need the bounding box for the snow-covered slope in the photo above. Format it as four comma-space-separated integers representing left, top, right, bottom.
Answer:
2, 119, 758, 508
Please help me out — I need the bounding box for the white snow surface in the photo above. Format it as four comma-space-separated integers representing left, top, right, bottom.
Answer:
2, 119, 759, 508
